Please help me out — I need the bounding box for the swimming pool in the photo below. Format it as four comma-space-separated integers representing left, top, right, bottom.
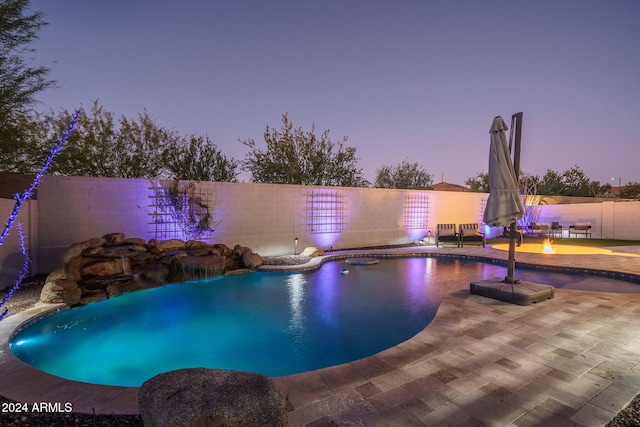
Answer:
10, 257, 640, 387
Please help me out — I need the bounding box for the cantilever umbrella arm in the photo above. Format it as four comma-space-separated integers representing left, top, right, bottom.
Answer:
505, 112, 523, 284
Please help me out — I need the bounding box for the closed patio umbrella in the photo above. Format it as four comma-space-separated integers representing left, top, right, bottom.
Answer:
483, 116, 524, 227
471, 113, 554, 298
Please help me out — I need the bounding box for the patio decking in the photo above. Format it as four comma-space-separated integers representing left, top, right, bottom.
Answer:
1, 245, 639, 426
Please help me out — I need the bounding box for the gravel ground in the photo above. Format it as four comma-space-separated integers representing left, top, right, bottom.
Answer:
1, 268, 638, 426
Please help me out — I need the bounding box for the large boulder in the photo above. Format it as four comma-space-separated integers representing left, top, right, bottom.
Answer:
145, 239, 162, 255
242, 252, 263, 269
138, 368, 288, 427
158, 239, 186, 252
44, 267, 67, 283
170, 255, 228, 282
83, 244, 147, 259
213, 244, 233, 257
185, 240, 211, 250
79, 273, 134, 291
60, 237, 105, 264
41, 236, 263, 307
40, 278, 82, 305
125, 237, 147, 246
135, 263, 171, 283
300, 246, 324, 257
233, 244, 252, 258
80, 259, 128, 277
102, 232, 126, 246
78, 289, 108, 305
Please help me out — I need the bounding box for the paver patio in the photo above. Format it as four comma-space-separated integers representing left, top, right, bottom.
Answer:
1, 244, 639, 426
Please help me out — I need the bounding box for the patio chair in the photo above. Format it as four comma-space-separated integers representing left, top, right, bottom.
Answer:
459, 223, 485, 247
569, 223, 592, 238
550, 221, 563, 239
527, 222, 552, 237
436, 224, 459, 247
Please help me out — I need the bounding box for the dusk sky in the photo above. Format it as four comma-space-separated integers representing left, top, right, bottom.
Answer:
28, 0, 640, 187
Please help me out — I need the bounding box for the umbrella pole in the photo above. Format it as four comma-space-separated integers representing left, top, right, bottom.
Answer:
505, 112, 523, 284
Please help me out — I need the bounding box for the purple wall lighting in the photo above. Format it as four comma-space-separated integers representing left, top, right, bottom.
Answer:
403, 193, 430, 240
305, 189, 347, 248
479, 197, 498, 239
149, 180, 219, 242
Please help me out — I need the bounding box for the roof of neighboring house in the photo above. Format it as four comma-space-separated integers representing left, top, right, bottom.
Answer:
609, 186, 626, 197
432, 182, 469, 192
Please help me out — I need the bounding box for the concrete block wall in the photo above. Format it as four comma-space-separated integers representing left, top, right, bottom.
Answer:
2, 173, 639, 286
15, 175, 490, 275
209, 182, 298, 255
537, 201, 640, 240
35, 177, 151, 272
429, 191, 487, 234
0, 199, 38, 290
538, 203, 604, 238
608, 202, 640, 240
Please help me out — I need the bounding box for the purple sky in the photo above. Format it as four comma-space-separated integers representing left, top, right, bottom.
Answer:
29, 0, 640, 186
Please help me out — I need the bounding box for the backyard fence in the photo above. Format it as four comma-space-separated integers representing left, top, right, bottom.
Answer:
1, 173, 639, 289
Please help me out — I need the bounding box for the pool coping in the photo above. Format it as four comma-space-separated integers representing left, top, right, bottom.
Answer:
1, 244, 640, 423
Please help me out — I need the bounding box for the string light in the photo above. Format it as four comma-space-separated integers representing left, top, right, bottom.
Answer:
0, 110, 82, 320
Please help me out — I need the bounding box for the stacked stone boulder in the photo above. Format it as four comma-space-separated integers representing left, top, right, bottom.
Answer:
40, 233, 263, 307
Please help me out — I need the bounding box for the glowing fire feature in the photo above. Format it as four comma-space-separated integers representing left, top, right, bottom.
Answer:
541, 238, 556, 254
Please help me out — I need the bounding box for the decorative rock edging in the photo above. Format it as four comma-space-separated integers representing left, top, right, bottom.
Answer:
39, 233, 263, 307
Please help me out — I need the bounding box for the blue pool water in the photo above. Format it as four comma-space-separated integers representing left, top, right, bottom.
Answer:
10, 257, 640, 387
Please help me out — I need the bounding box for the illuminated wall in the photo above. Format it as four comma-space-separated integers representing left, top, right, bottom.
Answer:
4, 172, 639, 281
403, 193, 430, 240
304, 189, 346, 247
0, 174, 495, 275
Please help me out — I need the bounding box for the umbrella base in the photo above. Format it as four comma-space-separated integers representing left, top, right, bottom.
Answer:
470, 278, 554, 306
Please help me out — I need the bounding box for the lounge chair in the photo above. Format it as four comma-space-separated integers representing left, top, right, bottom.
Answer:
569, 223, 591, 238
459, 223, 485, 247
436, 224, 459, 247
527, 222, 552, 237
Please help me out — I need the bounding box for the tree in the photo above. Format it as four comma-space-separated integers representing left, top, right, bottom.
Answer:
561, 165, 609, 197
537, 169, 564, 195
167, 135, 239, 182
0, 0, 55, 164
465, 172, 489, 193
241, 113, 368, 187
618, 182, 640, 199
46, 101, 180, 178
374, 159, 433, 189
561, 165, 593, 197
535, 166, 609, 197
